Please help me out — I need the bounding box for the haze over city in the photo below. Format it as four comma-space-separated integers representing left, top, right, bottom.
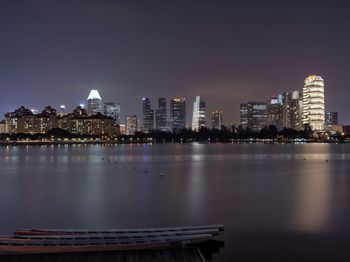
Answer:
1, 1, 350, 125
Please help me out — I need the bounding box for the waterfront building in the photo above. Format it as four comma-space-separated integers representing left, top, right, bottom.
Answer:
267, 97, 283, 130
5, 106, 118, 137
0, 120, 6, 133
325, 112, 338, 125
170, 98, 186, 132
119, 124, 126, 135
87, 89, 102, 115
191, 96, 206, 131
303, 75, 325, 131
240, 102, 267, 132
104, 102, 121, 125
126, 115, 138, 135
59, 106, 118, 137
155, 98, 167, 131
142, 98, 154, 132
211, 110, 223, 130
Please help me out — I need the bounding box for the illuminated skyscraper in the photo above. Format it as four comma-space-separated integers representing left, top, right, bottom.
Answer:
211, 110, 223, 130
170, 98, 186, 132
155, 98, 167, 130
240, 102, 267, 132
267, 97, 283, 130
302, 75, 325, 131
104, 102, 121, 125
191, 96, 206, 131
126, 115, 138, 135
325, 112, 338, 125
142, 98, 154, 132
87, 89, 102, 115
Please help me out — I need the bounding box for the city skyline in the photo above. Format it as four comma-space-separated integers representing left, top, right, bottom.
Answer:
0, 73, 341, 131
1, 1, 349, 125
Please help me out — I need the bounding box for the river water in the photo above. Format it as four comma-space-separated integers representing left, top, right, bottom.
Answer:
1, 143, 350, 261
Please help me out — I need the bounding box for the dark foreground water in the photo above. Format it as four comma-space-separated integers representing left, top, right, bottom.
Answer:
1, 143, 350, 261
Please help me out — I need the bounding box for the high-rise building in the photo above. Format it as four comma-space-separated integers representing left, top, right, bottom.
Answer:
288, 91, 303, 130
303, 75, 325, 131
240, 102, 267, 132
240, 104, 249, 130
126, 115, 138, 135
267, 97, 283, 130
59, 105, 67, 117
211, 110, 223, 130
325, 112, 338, 125
191, 96, 206, 131
155, 98, 167, 131
104, 102, 121, 125
142, 98, 154, 132
87, 90, 102, 115
170, 98, 186, 132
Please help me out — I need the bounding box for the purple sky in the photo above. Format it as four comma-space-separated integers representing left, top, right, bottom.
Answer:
0, 1, 349, 125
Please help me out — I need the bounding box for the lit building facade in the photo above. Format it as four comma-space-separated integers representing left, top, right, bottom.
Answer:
104, 102, 121, 125
0, 120, 7, 133
240, 102, 267, 132
325, 112, 338, 125
191, 96, 206, 131
87, 89, 102, 115
287, 91, 303, 130
155, 98, 167, 131
303, 75, 325, 131
5, 106, 119, 137
267, 97, 283, 130
142, 98, 154, 132
126, 115, 138, 135
170, 98, 186, 132
240, 104, 249, 129
5, 106, 57, 134
211, 110, 223, 130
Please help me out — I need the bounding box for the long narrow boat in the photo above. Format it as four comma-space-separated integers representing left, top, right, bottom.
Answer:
0, 234, 213, 254
15, 225, 224, 236
1, 225, 224, 255
15, 229, 220, 240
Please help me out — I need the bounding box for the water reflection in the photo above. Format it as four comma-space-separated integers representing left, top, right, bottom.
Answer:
1, 144, 350, 261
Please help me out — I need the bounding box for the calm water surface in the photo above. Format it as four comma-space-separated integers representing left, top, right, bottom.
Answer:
1, 143, 350, 261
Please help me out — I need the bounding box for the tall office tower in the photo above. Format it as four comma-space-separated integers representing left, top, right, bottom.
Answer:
267, 97, 283, 130
59, 105, 66, 116
142, 98, 154, 132
155, 98, 167, 131
104, 102, 121, 125
211, 110, 223, 130
240, 102, 267, 132
325, 112, 338, 125
87, 89, 102, 115
191, 96, 206, 131
170, 98, 186, 132
303, 75, 325, 131
277, 92, 290, 128
126, 115, 138, 135
240, 103, 249, 130
287, 91, 303, 130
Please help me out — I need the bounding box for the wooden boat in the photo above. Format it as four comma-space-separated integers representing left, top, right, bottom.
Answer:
0, 225, 224, 255
15, 224, 224, 236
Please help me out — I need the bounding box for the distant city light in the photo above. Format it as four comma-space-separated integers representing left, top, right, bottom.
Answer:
80, 104, 85, 108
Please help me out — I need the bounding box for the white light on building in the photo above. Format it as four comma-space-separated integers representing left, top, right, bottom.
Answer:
302, 75, 325, 131
192, 96, 206, 131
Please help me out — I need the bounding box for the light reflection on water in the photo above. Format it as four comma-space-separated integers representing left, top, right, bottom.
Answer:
1, 144, 350, 261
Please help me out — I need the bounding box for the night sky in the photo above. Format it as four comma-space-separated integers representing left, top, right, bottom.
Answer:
1, 1, 350, 125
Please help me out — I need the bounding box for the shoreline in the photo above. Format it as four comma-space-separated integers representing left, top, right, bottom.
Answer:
0, 140, 349, 146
